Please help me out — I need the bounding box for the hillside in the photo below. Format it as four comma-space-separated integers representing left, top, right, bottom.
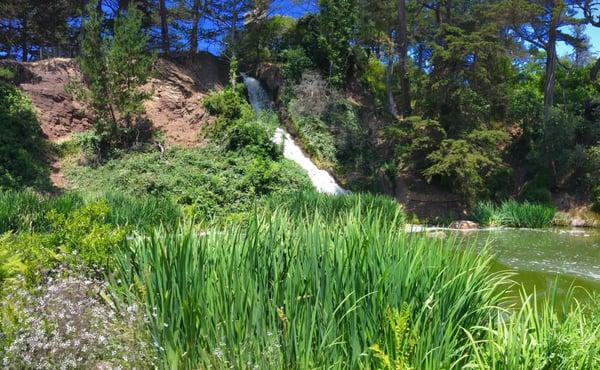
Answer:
0, 52, 228, 146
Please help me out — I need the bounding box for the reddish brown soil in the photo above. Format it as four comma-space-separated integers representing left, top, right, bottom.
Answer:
4, 53, 227, 189
10, 52, 228, 147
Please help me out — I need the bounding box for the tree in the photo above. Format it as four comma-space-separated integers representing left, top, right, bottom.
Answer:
77, 0, 155, 155
317, 0, 359, 86
576, 0, 600, 80
495, 0, 584, 119
396, 0, 411, 117
158, 0, 170, 53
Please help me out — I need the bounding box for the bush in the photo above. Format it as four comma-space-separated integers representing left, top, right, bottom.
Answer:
204, 87, 282, 158
0, 81, 50, 190
0, 67, 15, 81
67, 146, 311, 220
281, 47, 315, 83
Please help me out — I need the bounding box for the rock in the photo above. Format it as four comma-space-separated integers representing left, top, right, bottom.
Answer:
449, 220, 479, 230
256, 63, 284, 96
571, 218, 589, 227
426, 231, 447, 239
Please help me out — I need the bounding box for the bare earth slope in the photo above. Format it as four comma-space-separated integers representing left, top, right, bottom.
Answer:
1, 52, 228, 146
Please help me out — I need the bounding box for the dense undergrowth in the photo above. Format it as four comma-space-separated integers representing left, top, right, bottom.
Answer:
0, 81, 51, 191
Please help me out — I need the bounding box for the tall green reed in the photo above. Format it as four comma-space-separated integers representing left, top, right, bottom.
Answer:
112, 200, 509, 369
471, 200, 556, 228
465, 286, 600, 369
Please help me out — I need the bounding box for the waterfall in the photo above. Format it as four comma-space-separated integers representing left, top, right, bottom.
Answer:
242, 75, 346, 195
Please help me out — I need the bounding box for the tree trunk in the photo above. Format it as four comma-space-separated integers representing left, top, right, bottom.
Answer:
159, 0, 169, 54
118, 0, 129, 12
397, 0, 411, 118
190, 0, 201, 53
543, 0, 559, 120
20, 16, 28, 62
385, 59, 398, 116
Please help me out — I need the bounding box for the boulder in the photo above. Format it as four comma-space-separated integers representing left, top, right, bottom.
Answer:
426, 231, 447, 239
448, 220, 479, 230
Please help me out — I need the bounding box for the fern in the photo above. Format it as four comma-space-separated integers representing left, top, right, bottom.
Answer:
370, 305, 417, 369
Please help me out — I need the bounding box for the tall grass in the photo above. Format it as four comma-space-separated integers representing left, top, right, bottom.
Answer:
0, 190, 182, 233
471, 200, 556, 228
112, 204, 509, 369
264, 191, 406, 228
466, 287, 600, 369
0, 190, 83, 233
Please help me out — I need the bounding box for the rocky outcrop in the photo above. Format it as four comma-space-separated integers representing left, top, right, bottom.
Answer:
256, 63, 284, 98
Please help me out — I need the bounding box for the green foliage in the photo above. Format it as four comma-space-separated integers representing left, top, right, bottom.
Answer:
290, 115, 338, 167
385, 116, 446, 172
424, 128, 511, 204
0, 190, 83, 233
112, 202, 507, 368
264, 190, 406, 228
527, 107, 588, 188
0, 201, 126, 291
235, 16, 297, 67
471, 200, 556, 228
204, 87, 282, 158
76, 0, 154, 158
0, 67, 15, 81
45, 201, 127, 266
359, 55, 386, 110
67, 146, 311, 220
318, 0, 359, 86
0, 81, 50, 190
281, 47, 315, 83
370, 305, 417, 370
466, 288, 600, 369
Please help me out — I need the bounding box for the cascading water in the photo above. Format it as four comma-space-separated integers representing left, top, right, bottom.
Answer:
242, 75, 346, 195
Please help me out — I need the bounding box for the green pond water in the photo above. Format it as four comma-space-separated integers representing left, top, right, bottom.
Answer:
457, 228, 600, 303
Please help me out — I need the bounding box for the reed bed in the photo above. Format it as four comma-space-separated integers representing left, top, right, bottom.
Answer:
113, 202, 510, 369
0, 190, 182, 233
471, 200, 556, 228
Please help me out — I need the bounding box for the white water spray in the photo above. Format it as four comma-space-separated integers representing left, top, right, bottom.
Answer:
242, 75, 346, 195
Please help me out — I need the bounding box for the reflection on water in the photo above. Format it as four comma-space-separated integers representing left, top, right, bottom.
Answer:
457, 228, 600, 302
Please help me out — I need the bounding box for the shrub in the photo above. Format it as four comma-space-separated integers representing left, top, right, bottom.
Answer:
204, 87, 282, 158
67, 146, 311, 220
0, 67, 15, 81
1, 272, 153, 368
290, 115, 338, 167
281, 47, 315, 83
113, 204, 504, 368
45, 201, 128, 266
424, 128, 511, 204
0, 81, 50, 190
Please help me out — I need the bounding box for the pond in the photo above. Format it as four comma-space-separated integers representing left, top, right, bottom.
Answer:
458, 228, 600, 303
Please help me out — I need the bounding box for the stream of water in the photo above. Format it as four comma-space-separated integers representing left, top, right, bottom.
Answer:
243, 75, 346, 195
